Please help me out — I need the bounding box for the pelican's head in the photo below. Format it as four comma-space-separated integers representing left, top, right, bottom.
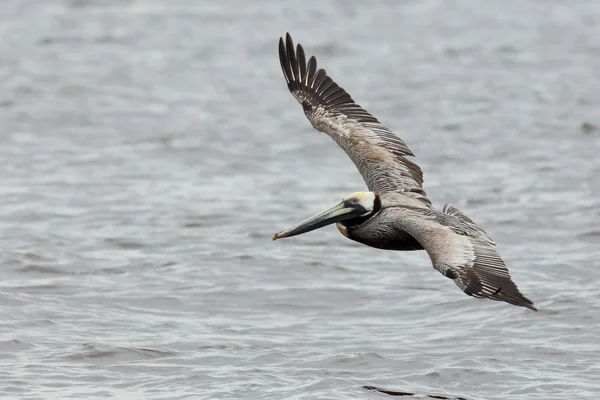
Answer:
272, 192, 378, 240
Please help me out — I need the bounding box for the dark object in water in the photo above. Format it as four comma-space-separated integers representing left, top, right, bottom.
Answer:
363, 385, 468, 400
581, 122, 598, 134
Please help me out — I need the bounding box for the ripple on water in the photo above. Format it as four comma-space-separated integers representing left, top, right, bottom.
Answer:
64, 344, 178, 364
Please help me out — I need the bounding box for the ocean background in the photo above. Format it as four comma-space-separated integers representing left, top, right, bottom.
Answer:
1, 0, 600, 399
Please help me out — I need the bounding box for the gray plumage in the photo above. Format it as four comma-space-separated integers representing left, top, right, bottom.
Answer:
277, 33, 536, 311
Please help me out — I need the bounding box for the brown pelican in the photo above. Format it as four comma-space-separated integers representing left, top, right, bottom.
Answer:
272, 33, 536, 311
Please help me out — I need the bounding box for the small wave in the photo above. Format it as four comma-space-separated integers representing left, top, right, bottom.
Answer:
19, 264, 64, 275
182, 214, 229, 228
577, 230, 600, 240
104, 238, 147, 250
0, 339, 33, 351
18, 263, 127, 276
65, 344, 178, 363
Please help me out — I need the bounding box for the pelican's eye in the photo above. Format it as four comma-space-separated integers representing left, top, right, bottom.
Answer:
344, 197, 360, 207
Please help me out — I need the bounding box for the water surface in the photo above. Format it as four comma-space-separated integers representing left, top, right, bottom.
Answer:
1, 0, 600, 399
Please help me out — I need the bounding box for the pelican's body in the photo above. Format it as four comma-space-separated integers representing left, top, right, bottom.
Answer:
336, 194, 424, 251
273, 34, 536, 311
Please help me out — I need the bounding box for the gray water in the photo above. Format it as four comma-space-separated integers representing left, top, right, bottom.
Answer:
1, 0, 600, 399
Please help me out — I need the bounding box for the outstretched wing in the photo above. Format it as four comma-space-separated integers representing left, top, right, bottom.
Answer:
400, 206, 536, 310
439, 234, 536, 310
278, 33, 430, 206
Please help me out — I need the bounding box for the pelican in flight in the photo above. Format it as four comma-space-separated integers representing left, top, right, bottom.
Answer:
272, 33, 537, 311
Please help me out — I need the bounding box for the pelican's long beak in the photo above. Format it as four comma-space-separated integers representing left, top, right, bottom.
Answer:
272, 200, 365, 240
